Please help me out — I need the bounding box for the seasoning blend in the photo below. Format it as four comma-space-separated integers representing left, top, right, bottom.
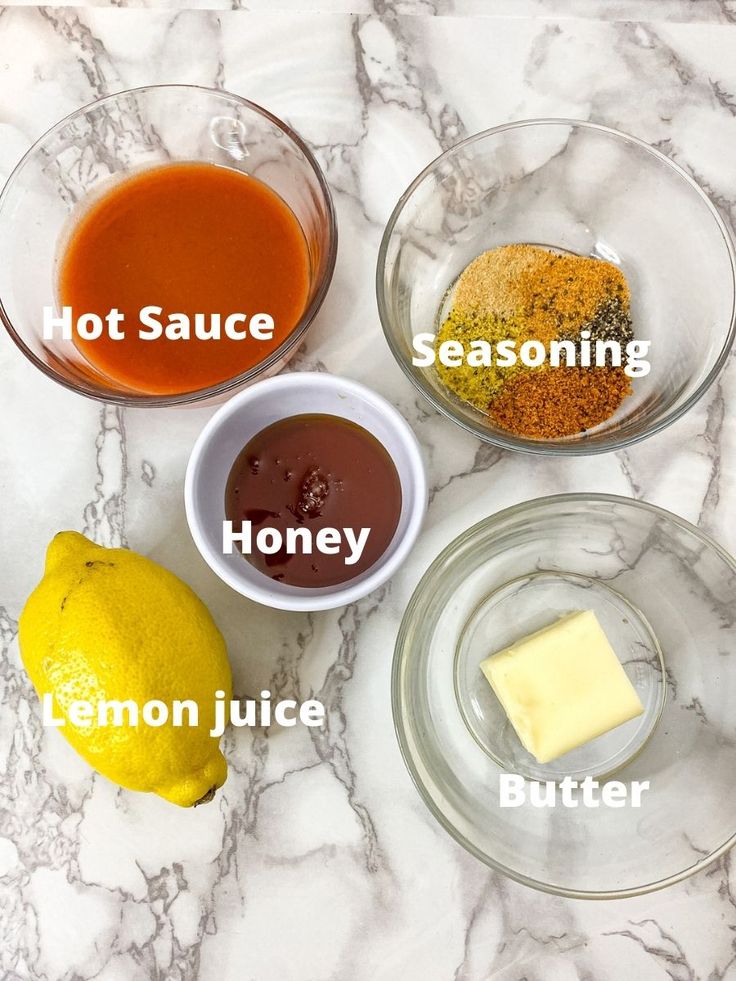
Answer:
489, 366, 631, 439
435, 244, 636, 438
225, 414, 403, 587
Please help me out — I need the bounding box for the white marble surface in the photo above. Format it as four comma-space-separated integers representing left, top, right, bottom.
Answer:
2, 0, 736, 18
2, 4, 736, 979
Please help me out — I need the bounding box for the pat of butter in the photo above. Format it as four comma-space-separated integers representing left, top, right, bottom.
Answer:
480, 610, 644, 764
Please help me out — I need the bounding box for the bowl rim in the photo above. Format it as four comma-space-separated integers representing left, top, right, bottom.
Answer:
391, 491, 736, 899
376, 117, 736, 456
0, 83, 338, 407
184, 371, 428, 611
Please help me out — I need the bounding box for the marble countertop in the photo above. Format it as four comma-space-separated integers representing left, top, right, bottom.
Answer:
2, 3, 736, 979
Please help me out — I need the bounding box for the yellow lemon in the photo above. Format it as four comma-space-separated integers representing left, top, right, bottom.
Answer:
19, 532, 232, 807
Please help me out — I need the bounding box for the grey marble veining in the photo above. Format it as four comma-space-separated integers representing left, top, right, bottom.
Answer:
3, 0, 736, 20
2, 5, 736, 980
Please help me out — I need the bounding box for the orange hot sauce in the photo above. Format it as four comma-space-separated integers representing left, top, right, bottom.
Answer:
58, 162, 311, 395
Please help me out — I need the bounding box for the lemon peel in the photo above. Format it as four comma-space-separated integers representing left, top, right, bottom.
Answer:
19, 532, 232, 807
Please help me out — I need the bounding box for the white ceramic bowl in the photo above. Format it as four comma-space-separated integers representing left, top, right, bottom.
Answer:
185, 373, 427, 611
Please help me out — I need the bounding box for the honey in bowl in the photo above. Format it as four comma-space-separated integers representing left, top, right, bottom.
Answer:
225, 414, 402, 588
57, 162, 310, 395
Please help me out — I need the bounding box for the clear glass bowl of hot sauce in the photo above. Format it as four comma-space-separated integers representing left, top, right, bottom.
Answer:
0, 85, 337, 406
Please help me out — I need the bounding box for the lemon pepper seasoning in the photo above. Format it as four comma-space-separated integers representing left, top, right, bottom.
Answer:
435, 309, 527, 409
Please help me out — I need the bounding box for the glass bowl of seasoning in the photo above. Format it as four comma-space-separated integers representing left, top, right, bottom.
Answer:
185, 372, 427, 611
377, 120, 736, 454
0, 84, 337, 406
393, 494, 736, 897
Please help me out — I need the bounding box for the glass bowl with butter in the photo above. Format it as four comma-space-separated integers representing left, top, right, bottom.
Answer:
392, 494, 736, 898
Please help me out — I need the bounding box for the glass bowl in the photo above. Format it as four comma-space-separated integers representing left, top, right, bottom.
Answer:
392, 494, 736, 898
0, 84, 337, 406
377, 120, 736, 455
